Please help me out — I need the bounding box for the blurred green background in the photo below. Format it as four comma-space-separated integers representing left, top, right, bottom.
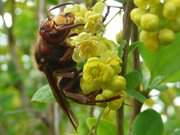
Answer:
0, 0, 179, 135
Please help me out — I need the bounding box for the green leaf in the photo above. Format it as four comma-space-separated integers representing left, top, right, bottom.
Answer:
154, 84, 168, 91
132, 109, 164, 135
141, 64, 151, 90
31, 85, 55, 103
126, 71, 146, 103
87, 117, 116, 135
126, 71, 142, 90
165, 70, 180, 82
127, 89, 146, 103
149, 76, 164, 89
87, 117, 96, 129
77, 120, 89, 135
139, 33, 180, 84
92, 1, 105, 14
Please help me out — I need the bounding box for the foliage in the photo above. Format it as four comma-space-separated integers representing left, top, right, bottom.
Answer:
87, 117, 117, 135
139, 33, 180, 86
132, 109, 164, 135
0, 0, 179, 135
31, 84, 54, 103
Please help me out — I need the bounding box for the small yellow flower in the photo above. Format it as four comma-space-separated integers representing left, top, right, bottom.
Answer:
84, 13, 104, 33
102, 89, 115, 99
105, 56, 122, 74
64, 4, 88, 18
72, 48, 81, 63
80, 78, 100, 94
83, 57, 114, 84
79, 40, 98, 59
71, 33, 119, 63
109, 75, 126, 92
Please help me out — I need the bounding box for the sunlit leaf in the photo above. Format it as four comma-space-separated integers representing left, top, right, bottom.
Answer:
92, 1, 105, 14
139, 33, 180, 86
31, 85, 54, 103
77, 120, 89, 135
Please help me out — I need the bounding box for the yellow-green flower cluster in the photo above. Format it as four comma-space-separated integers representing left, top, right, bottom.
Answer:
130, 0, 179, 51
64, 1, 105, 34
70, 32, 118, 63
80, 57, 126, 110
80, 58, 114, 94
65, 1, 126, 110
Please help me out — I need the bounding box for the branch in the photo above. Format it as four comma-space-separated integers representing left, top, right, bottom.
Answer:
116, 0, 135, 135
132, 22, 142, 119
128, 23, 142, 135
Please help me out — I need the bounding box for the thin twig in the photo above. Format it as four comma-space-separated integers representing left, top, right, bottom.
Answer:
105, 5, 124, 9
104, 10, 121, 26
